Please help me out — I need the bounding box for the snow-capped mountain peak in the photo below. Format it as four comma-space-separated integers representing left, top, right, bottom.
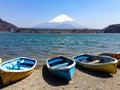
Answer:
33, 14, 86, 29
48, 14, 74, 23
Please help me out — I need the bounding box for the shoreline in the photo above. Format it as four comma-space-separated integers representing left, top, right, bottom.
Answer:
1, 65, 120, 90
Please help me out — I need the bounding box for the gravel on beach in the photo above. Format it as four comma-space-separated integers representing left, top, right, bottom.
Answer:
1, 65, 120, 90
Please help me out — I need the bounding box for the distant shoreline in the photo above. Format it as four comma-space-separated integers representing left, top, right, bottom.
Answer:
13, 28, 103, 33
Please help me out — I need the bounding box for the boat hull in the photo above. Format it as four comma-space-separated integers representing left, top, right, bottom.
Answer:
46, 56, 76, 80
48, 66, 75, 80
76, 61, 117, 74
73, 54, 118, 74
0, 68, 34, 85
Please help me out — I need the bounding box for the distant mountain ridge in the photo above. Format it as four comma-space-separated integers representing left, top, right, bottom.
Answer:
1, 15, 120, 33
0, 17, 104, 33
103, 24, 120, 33
34, 21, 85, 29
54, 23, 77, 29
0, 18, 17, 32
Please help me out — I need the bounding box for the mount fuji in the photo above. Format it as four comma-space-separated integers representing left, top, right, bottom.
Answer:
33, 14, 86, 29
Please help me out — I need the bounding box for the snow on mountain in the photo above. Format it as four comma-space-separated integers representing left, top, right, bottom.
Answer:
33, 14, 86, 29
48, 14, 74, 23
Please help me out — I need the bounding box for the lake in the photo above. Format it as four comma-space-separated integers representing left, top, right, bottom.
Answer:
0, 33, 120, 65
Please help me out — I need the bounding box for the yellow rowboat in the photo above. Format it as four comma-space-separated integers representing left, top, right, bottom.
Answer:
73, 54, 118, 74
98, 53, 120, 67
0, 57, 37, 85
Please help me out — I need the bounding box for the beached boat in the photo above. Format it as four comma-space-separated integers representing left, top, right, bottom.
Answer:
99, 53, 120, 67
73, 54, 118, 74
46, 56, 76, 80
0, 57, 37, 85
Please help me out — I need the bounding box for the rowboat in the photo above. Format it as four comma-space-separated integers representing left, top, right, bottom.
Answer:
98, 53, 120, 67
46, 56, 76, 80
0, 57, 37, 85
73, 54, 118, 74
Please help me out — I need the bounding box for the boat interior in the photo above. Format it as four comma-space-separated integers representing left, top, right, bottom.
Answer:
48, 57, 73, 68
74, 55, 116, 64
1, 58, 35, 70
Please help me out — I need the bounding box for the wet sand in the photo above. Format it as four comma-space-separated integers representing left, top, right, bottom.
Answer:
1, 65, 120, 90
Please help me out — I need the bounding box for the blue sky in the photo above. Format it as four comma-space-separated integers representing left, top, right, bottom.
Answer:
0, 0, 120, 29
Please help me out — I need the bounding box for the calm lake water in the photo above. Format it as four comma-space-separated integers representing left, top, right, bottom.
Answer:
0, 33, 120, 65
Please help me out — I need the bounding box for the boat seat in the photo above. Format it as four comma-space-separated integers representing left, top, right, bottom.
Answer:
89, 60, 100, 64
51, 62, 69, 68
20, 65, 31, 70
75, 56, 89, 61
23, 59, 35, 65
48, 58, 63, 65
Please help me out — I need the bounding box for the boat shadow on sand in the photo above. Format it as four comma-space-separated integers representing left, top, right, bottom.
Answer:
0, 77, 4, 89
42, 65, 69, 86
76, 65, 113, 78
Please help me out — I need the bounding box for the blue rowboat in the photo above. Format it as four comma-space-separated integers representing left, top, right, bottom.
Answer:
73, 54, 118, 74
0, 57, 37, 85
46, 56, 76, 80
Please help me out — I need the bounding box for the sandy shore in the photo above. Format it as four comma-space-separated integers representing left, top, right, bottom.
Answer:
1, 65, 120, 90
